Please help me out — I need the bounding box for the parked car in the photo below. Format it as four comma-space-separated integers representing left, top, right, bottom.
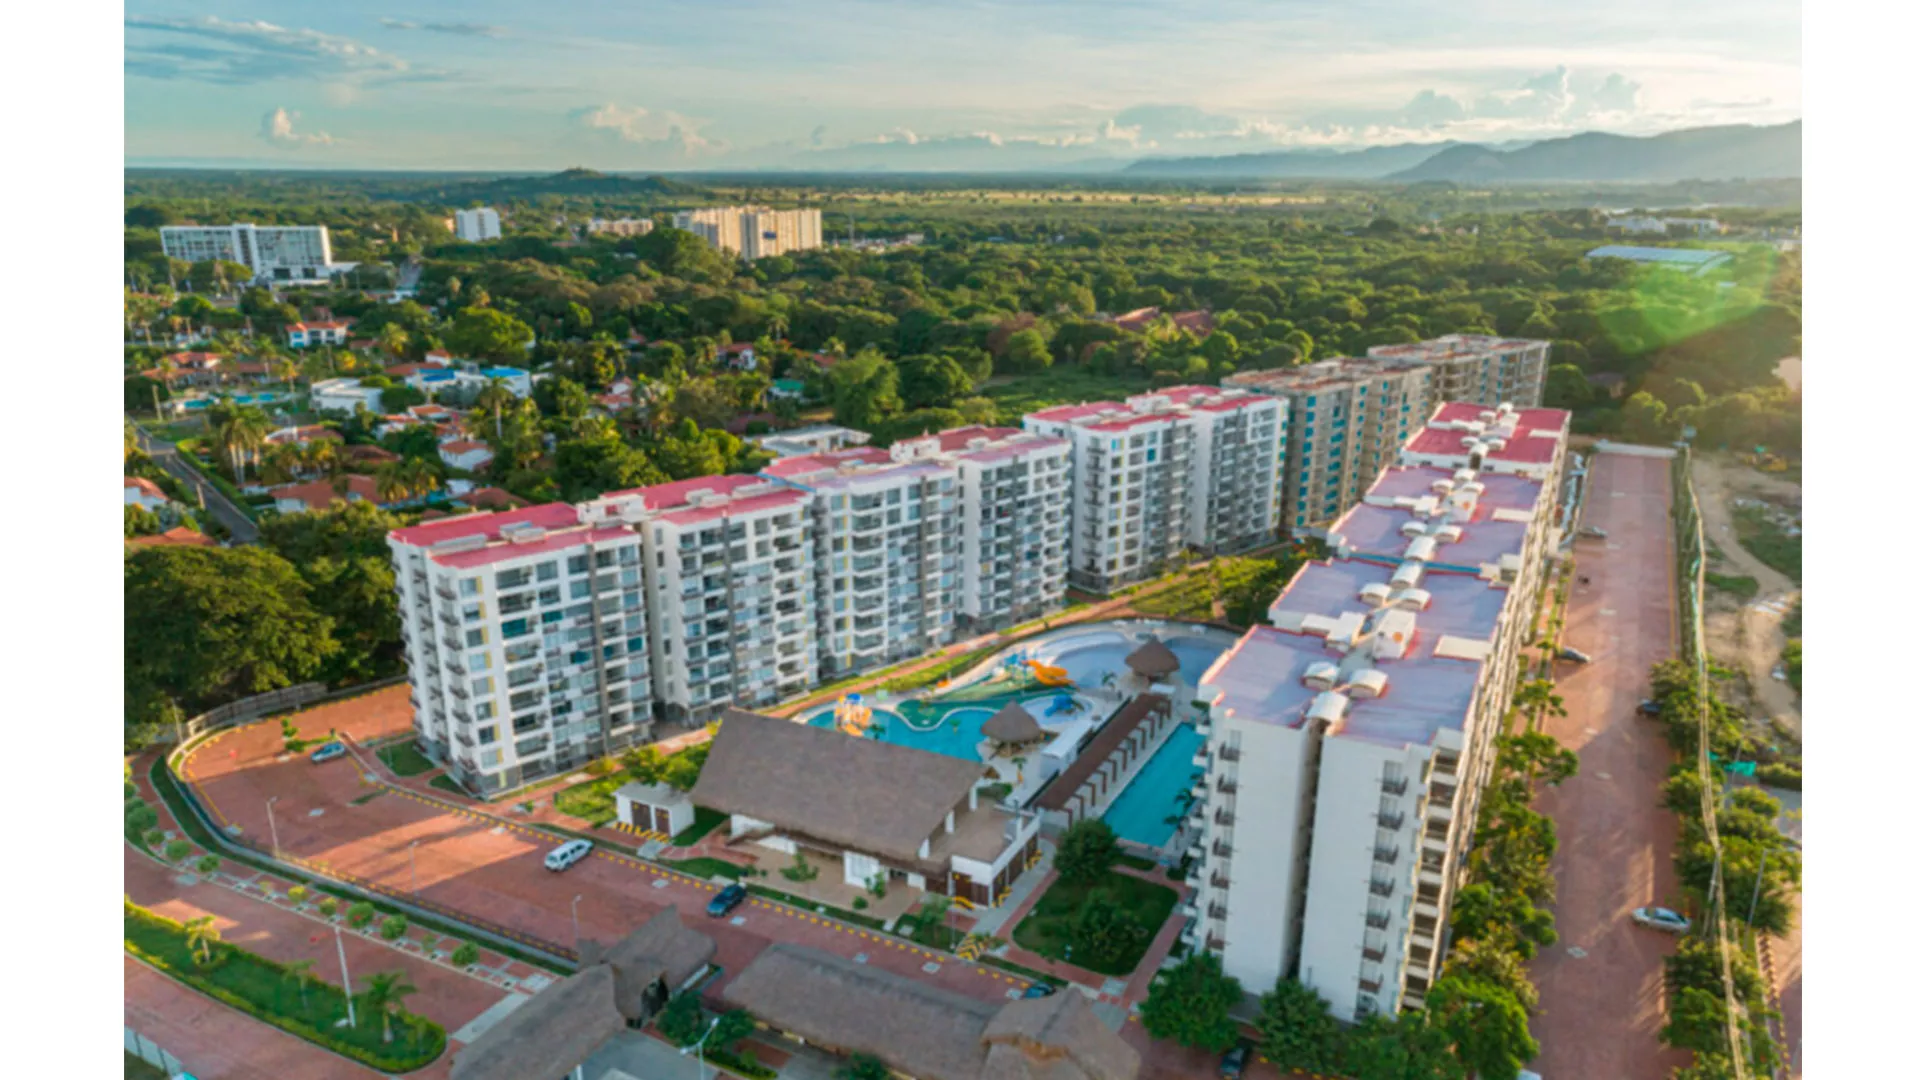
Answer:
1558, 646, 1592, 664
309, 741, 347, 764
1578, 525, 1608, 539
1021, 982, 1058, 999
1218, 1043, 1250, 1080
544, 839, 593, 872
1632, 906, 1691, 933
1637, 699, 1662, 717
707, 883, 748, 917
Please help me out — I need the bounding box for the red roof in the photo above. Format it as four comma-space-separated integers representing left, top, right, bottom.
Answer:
440, 440, 491, 456
127, 526, 217, 549
270, 474, 382, 512
289, 320, 352, 332
433, 526, 631, 569
389, 502, 579, 547
597, 473, 777, 511
657, 490, 809, 528
759, 446, 893, 479
463, 487, 528, 510
721, 342, 755, 354
266, 425, 343, 445
166, 351, 223, 368
1027, 401, 1124, 425
125, 476, 168, 500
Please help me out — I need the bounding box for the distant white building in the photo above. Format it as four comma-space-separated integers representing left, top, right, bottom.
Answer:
673, 206, 824, 260
438, 440, 496, 473
310, 377, 385, 414
454, 208, 502, 242
587, 218, 654, 237
287, 320, 352, 348
160, 223, 335, 284
752, 425, 872, 459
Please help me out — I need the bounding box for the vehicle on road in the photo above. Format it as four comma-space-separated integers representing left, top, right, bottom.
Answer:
309, 741, 347, 764
1637, 699, 1662, 716
707, 883, 748, 917
544, 839, 593, 872
1559, 646, 1592, 664
1218, 1043, 1250, 1080
1578, 525, 1609, 539
1021, 982, 1057, 999
1632, 906, 1691, 933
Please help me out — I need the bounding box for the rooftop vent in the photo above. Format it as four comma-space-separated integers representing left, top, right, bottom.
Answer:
1399, 521, 1427, 538
1349, 668, 1389, 699
1453, 468, 1477, 485
1307, 690, 1350, 727
1433, 524, 1464, 543
500, 523, 547, 544
687, 490, 731, 507
1303, 661, 1340, 689
1391, 560, 1424, 589
1358, 582, 1393, 607
430, 534, 487, 554
1389, 587, 1432, 610
1484, 437, 1507, 451
1405, 536, 1438, 562
1431, 478, 1456, 495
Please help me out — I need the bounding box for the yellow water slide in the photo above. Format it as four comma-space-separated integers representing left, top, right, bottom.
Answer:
1025, 659, 1074, 688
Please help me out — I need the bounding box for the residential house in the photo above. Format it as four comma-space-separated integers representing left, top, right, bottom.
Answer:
269, 473, 383, 514
439, 440, 496, 473
721, 342, 758, 370
127, 527, 218, 549
310, 377, 386, 415
286, 320, 353, 348
124, 476, 171, 513
265, 424, 344, 448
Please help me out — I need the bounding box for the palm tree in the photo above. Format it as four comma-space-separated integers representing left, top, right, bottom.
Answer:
373, 462, 413, 506
472, 378, 517, 440
1511, 677, 1567, 731
209, 401, 272, 484
1011, 755, 1029, 785
282, 957, 317, 1011
360, 970, 418, 1043
184, 915, 222, 965
264, 443, 305, 484
302, 438, 340, 480
401, 458, 440, 502
378, 323, 410, 361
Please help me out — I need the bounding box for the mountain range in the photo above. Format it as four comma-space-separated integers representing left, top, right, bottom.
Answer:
1123, 121, 1800, 183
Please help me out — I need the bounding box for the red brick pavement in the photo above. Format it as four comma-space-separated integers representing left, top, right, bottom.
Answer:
126, 955, 392, 1080
1528, 451, 1691, 1079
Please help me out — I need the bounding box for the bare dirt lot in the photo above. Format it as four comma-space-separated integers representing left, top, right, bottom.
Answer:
1692, 454, 1801, 740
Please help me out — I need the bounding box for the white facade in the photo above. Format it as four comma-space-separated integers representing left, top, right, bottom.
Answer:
287, 321, 351, 348
672, 206, 824, 260
160, 224, 334, 283
588, 217, 655, 237
1366, 336, 1550, 415
1152, 388, 1287, 554
580, 476, 820, 724
310, 377, 385, 414
1183, 403, 1571, 1021
390, 506, 655, 794
438, 441, 496, 473
891, 427, 1072, 631
454, 208, 503, 242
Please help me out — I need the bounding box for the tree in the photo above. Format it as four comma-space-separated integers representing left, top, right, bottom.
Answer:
1542, 364, 1593, 410
829, 349, 904, 430
837, 1054, 892, 1080
1054, 819, 1120, 884
1255, 979, 1340, 1074
184, 915, 222, 965
708, 1009, 756, 1054
1071, 891, 1147, 968
445, 307, 534, 363
1003, 328, 1054, 373
898, 353, 973, 409
1138, 953, 1243, 1051
125, 504, 164, 538
207, 400, 273, 483
1621, 391, 1671, 444
1339, 1012, 1467, 1080
1426, 973, 1538, 1080
124, 547, 338, 719
361, 970, 419, 1043
656, 991, 707, 1046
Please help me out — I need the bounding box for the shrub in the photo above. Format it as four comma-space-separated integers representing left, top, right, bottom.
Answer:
380, 915, 410, 941
164, 840, 193, 862
127, 803, 159, 834
450, 942, 480, 967
196, 855, 221, 874
287, 885, 308, 904
144, 829, 167, 849
1755, 762, 1801, 790
318, 897, 339, 918
853, 897, 869, 910
584, 756, 620, 777
347, 902, 376, 928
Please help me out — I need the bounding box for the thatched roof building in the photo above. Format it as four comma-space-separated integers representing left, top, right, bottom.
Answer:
724, 944, 1138, 1080
982, 703, 1046, 747
1124, 639, 1180, 681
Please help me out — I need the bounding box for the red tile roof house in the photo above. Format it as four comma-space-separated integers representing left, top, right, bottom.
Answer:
267, 474, 387, 515
721, 341, 759, 370
285, 320, 354, 348
461, 486, 528, 511
124, 476, 170, 512
126, 526, 218, 549
438, 439, 495, 472
1110, 307, 1215, 337
158, 352, 226, 387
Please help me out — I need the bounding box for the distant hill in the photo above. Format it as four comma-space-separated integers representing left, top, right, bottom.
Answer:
452, 169, 705, 199
1124, 141, 1461, 179
1387, 122, 1801, 183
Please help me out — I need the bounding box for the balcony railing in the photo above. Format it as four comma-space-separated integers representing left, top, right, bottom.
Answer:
1365, 912, 1391, 930
1218, 745, 1241, 763
1381, 776, 1409, 796
1372, 846, 1399, 865
1368, 879, 1395, 898
1209, 872, 1232, 890
1358, 977, 1383, 994
1362, 945, 1386, 962
1377, 811, 1405, 830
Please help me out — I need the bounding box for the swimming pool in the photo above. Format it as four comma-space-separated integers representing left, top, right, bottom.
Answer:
1102, 722, 1205, 849
1015, 622, 1240, 691
181, 392, 286, 410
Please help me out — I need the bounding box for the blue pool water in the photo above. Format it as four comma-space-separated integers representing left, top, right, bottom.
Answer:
182, 392, 285, 410
1102, 723, 1205, 849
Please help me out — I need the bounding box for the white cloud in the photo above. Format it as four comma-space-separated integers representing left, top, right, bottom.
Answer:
381, 18, 508, 38
259, 107, 333, 146
572, 104, 724, 158
125, 15, 451, 86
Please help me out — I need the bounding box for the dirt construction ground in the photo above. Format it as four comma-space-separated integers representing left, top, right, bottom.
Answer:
1529, 450, 1691, 1080
1691, 453, 1801, 739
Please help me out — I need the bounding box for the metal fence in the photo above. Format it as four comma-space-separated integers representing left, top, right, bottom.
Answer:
171, 674, 410, 744
125, 1026, 184, 1076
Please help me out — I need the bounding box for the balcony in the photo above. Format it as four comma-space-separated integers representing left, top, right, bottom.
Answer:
1212, 840, 1233, 859
1381, 776, 1409, 796
1377, 810, 1405, 830
1215, 777, 1238, 795
1362, 945, 1386, 962
1213, 809, 1235, 827
1368, 879, 1395, 899
1358, 977, 1383, 995
1208, 902, 1228, 920
1217, 745, 1241, 763
1365, 912, 1391, 930
1205, 934, 1227, 952
1209, 872, 1232, 890
1372, 846, 1399, 865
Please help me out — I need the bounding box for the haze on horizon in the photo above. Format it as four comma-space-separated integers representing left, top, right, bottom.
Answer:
124, 0, 1801, 171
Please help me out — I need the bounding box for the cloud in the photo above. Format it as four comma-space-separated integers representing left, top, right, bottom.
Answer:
381, 18, 508, 38
1586, 73, 1643, 114
259, 107, 333, 146
1397, 90, 1468, 128
1474, 66, 1574, 121
572, 103, 725, 158
125, 15, 447, 86
809, 124, 828, 148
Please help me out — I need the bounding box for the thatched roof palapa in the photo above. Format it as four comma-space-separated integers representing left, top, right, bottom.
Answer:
1124, 639, 1180, 680
449, 965, 624, 1080
982, 702, 1046, 746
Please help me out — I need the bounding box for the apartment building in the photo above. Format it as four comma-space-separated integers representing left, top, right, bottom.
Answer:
389, 505, 654, 795
1149, 386, 1287, 555
159, 223, 334, 283
891, 426, 1072, 631
587, 217, 655, 237
1024, 399, 1194, 594
672, 206, 824, 260
763, 447, 961, 676
579, 475, 819, 724
454, 207, 502, 242
1366, 335, 1550, 412
1182, 404, 1569, 1022
1225, 359, 1432, 535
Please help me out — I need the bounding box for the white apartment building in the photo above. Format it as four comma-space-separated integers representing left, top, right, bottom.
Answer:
1366, 335, 1550, 413
1148, 386, 1288, 555
160, 223, 335, 284
762, 447, 961, 675
1182, 403, 1570, 1022
389, 505, 655, 795
579, 475, 819, 725
454, 207, 502, 242
588, 217, 655, 237
891, 426, 1072, 631
672, 206, 824, 260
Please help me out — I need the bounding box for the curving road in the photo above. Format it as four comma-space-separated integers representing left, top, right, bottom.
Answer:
134, 425, 260, 544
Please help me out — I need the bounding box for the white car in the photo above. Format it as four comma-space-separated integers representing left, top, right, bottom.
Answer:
1632, 906, 1691, 933
544, 838, 594, 872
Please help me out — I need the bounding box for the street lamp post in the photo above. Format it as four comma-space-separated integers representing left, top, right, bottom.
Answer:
266, 796, 281, 857
679, 1016, 722, 1080
571, 894, 583, 949
333, 923, 358, 1029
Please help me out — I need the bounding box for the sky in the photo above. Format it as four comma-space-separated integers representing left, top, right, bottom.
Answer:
123, 1, 1802, 171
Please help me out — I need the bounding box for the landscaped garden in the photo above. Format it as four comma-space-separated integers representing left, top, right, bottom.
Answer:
1010, 821, 1178, 976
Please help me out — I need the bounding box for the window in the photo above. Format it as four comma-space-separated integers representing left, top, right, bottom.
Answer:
470, 676, 494, 695
567, 555, 589, 575
464, 627, 487, 648
475, 701, 495, 720
468, 652, 491, 671
460, 577, 480, 597
477, 726, 497, 745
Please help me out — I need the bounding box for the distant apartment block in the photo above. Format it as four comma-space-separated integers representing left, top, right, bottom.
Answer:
1025, 386, 1282, 593
587, 217, 655, 237
892, 426, 1072, 631
1183, 402, 1570, 1022
672, 206, 824, 259
763, 447, 961, 676
580, 476, 819, 724
160, 223, 335, 284
1366, 335, 1549, 414
454, 207, 502, 242
389, 506, 655, 794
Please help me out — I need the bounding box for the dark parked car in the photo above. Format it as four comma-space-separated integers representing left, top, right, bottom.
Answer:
1021, 982, 1057, 999
707, 883, 748, 918
1218, 1043, 1250, 1080
1637, 699, 1662, 716
1558, 646, 1592, 664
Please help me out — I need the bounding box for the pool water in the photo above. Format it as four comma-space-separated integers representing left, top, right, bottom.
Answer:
1102, 723, 1205, 849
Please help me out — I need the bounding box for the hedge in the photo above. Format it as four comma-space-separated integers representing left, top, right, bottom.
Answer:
124, 900, 445, 1073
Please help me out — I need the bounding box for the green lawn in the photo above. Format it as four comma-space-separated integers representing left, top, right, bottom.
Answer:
1115, 852, 1158, 873
1733, 504, 1803, 583
1011, 869, 1179, 976
428, 774, 467, 796
670, 807, 727, 847
553, 775, 625, 827
124, 1052, 169, 1080
377, 741, 438, 778
979, 370, 1147, 425
876, 644, 1001, 694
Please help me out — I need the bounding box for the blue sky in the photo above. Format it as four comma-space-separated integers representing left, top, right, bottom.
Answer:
124, 1, 1801, 170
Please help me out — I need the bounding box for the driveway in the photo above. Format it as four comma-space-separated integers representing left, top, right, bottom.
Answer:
1528, 449, 1691, 1079
135, 426, 261, 544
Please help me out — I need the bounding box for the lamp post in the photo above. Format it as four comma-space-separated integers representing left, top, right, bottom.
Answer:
266, 796, 281, 857
409, 840, 419, 894
333, 923, 357, 1029
679, 1016, 722, 1080
571, 894, 583, 949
